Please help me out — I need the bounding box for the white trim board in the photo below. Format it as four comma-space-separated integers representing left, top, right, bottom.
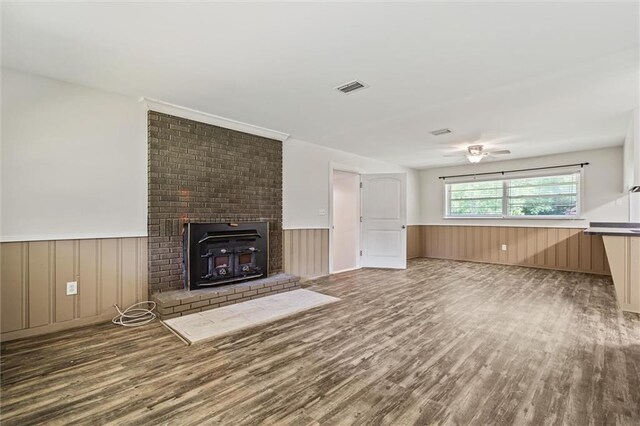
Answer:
0, 232, 148, 243
283, 227, 331, 230
141, 98, 290, 142
414, 223, 588, 229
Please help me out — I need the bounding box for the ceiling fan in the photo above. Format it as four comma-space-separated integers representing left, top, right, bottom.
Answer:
444, 144, 511, 163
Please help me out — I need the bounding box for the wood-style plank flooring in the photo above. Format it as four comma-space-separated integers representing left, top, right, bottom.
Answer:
2, 259, 639, 425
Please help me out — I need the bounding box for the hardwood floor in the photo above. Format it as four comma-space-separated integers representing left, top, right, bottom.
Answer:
1, 259, 639, 425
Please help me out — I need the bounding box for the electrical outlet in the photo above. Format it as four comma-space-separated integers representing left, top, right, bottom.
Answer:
66, 281, 78, 296
318, 209, 327, 216
501, 244, 508, 251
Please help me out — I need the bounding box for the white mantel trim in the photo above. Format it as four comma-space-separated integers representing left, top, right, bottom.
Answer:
141, 97, 291, 142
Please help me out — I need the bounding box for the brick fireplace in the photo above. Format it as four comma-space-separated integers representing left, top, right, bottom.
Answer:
148, 111, 283, 295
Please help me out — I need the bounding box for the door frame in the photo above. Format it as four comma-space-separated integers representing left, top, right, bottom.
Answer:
328, 162, 364, 274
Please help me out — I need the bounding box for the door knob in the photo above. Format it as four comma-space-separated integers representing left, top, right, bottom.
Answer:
401, 225, 406, 229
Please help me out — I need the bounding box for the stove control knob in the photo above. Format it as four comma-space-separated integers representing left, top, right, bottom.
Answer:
218, 268, 227, 276
242, 265, 250, 272
220, 249, 227, 254
249, 247, 256, 252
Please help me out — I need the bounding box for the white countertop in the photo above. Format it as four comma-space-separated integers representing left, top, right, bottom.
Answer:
583, 227, 640, 237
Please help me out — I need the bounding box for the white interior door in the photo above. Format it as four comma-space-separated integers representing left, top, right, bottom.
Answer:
361, 173, 407, 269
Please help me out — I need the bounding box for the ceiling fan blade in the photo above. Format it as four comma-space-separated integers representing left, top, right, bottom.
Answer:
487, 150, 511, 155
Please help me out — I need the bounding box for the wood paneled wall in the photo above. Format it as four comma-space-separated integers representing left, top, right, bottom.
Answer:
407, 225, 423, 259
1, 237, 148, 341
603, 236, 640, 313
283, 229, 329, 280
416, 225, 610, 275
284, 225, 609, 282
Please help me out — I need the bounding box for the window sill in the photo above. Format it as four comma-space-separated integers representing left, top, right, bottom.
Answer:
443, 216, 585, 221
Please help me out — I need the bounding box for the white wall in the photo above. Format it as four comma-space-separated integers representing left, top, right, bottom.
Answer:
283, 138, 420, 229
2, 69, 419, 242
622, 109, 636, 191
3, 68, 629, 241
623, 108, 640, 221
419, 146, 628, 227
1, 69, 147, 241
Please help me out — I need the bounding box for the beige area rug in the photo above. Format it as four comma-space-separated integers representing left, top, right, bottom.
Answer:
162, 289, 340, 344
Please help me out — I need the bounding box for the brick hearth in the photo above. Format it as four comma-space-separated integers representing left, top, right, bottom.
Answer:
153, 274, 300, 320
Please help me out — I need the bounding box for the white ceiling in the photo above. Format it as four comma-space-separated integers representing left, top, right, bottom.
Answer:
2, 2, 638, 169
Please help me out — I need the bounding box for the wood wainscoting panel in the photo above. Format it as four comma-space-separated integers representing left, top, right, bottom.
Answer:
282, 226, 607, 281
407, 225, 423, 259
0, 237, 148, 342
419, 225, 610, 276
28, 241, 53, 328
54, 240, 76, 323
121, 238, 141, 310
0, 243, 26, 333
78, 239, 99, 318
99, 239, 119, 314
603, 236, 640, 313
283, 229, 329, 280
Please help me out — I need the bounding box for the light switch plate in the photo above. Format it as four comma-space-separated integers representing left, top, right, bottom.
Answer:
318, 209, 327, 216
501, 244, 507, 251
66, 281, 78, 296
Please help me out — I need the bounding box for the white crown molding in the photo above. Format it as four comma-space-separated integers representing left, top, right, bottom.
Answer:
141, 97, 290, 142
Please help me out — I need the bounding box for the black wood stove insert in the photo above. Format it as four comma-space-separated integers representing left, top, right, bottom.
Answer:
183, 222, 268, 290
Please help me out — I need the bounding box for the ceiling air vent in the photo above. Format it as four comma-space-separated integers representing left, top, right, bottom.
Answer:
335, 80, 368, 94
430, 128, 452, 136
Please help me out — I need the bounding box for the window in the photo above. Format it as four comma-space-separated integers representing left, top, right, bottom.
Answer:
448, 180, 503, 217
445, 171, 581, 219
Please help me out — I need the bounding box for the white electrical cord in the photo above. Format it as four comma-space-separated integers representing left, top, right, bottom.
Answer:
112, 301, 157, 327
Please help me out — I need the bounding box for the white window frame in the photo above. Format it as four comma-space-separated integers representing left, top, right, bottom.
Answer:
443, 169, 584, 220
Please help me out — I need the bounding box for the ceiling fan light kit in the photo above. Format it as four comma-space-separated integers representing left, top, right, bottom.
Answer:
466, 144, 485, 163
444, 143, 511, 163
466, 154, 487, 163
